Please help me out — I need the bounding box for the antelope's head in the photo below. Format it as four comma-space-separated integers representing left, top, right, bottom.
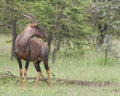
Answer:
22, 13, 46, 39
29, 21, 46, 39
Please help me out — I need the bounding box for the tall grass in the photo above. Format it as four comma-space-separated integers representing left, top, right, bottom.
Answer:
0, 34, 120, 96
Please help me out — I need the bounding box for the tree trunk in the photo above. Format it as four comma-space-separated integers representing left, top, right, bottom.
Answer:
104, 16, 110, 64
52, 2, 64, 63
47, 33, 52, 52
11, 19, 17, 58
52, 3, 58, 64
56, 39, 61, 51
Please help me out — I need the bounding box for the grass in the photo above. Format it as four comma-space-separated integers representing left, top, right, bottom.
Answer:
0, 34, 120, 96
0, 80, 120, 96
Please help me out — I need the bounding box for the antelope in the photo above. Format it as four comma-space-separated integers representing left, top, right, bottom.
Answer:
15, 13, 50, 88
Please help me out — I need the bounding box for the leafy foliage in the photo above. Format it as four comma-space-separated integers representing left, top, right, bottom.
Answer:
0, 0, 119, 52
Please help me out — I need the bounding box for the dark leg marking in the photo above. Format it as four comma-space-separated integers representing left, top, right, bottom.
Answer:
16, 57, 23, 87
23, 56, 30, 88
33, 60, 41, 88
43, 58, 50, 86
34, 60, 41, 72
17, 57, 22, 69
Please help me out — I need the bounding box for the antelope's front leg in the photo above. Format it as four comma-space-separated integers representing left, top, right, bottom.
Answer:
17, 57, 23, 88
23, 58, 29, 88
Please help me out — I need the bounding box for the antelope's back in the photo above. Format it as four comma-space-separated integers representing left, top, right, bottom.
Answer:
29, 39, 49, 59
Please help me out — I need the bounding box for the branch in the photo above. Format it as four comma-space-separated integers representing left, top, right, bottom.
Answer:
0, 71, 114, 87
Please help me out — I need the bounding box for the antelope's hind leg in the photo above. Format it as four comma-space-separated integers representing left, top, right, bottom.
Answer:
43, 58, 51, 86
33, 60, 41, 88
16, 57, 23, 88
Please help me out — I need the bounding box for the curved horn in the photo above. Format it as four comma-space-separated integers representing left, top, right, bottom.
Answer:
22, 13, 37, 22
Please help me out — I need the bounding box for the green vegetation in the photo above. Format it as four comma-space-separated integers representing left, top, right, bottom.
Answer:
0, 0, 120, 96
0, 34, 120, 96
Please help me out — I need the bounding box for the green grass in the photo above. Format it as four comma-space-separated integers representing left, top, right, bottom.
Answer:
0, 34, 120, 96
0, 80, 120, 96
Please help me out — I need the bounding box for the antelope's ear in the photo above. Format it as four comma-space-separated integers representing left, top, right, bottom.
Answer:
30, 22, 38, 27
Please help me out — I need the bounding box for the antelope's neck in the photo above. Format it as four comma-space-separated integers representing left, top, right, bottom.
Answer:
15, 25, 33, 51
19, 33, 30, 46
19, 25, 33, 45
